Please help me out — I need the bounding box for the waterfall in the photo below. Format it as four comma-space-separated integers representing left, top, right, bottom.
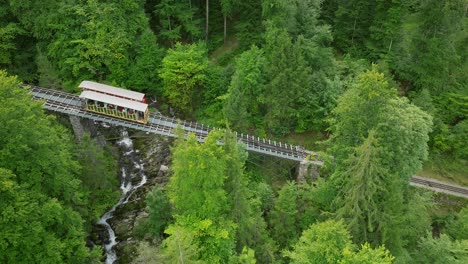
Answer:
97, 129, 148, 264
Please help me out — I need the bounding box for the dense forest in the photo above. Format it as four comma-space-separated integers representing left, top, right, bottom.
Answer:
0, 0, 467, 263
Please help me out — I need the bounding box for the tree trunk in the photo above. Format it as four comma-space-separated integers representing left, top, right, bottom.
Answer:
168, 16, 173, 47
205, 0, 209, 41
387, 38, 393, 53
224, 15, 227, 43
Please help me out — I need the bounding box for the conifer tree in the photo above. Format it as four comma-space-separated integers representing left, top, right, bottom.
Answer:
154, 0, 201, 45
335, 130, 394, 246
268, 181, 299, 248
224, 46, 265, 131
328, 67, 432, 253
262, 24, 311, 134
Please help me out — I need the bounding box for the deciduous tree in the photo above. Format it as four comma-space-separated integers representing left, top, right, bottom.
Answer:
285, 220, 393, 264
165, 130, 236, 262
76, 134, 119, 226
146, 185, 173, 238
0, 168, 99, 263
154, 0, 201, 45
0, 71, 82, 204
413, 233, 468, 264
159, 42, 209, 114
328, 67, 432, 253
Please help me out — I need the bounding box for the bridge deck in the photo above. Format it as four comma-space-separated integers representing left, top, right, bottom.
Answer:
28, 86, 320, 163
27, 85, 467, 198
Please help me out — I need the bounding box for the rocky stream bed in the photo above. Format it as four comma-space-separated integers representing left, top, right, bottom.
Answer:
77, 119, 172, 263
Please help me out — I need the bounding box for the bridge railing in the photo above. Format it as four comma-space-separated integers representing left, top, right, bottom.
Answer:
27, 85, 314, 162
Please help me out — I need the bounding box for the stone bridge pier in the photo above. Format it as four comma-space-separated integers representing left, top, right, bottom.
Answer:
297, 159, 322, 182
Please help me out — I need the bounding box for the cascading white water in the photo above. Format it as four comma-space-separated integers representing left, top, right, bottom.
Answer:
97, 129, 148, 264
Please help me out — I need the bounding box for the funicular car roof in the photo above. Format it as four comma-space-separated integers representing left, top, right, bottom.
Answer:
79, 80, 145, 101
80, 90, 148, 112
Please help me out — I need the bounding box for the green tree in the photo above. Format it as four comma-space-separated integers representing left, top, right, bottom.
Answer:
154, 0, 201, 45
446, 207, 468, 241
328, 67, 432, 253
46, 0, 150, 87
160, 225, 201, 264
366, 0, 406, 60
75, 134, 119, 226
234, 1, 263, 49
340, 243, 394, 264
262, 0, 297, 32
0, 21, 23, 65
8, 0, 63, 40
146, 185, 173, 238
223, 132, 251, 249
0, 168, 99, 264
220, 0, 235, 42
402, 190, 433, 250
329, 66, 432, 179
159, 42, 209, 114
394, 0, 466, 94
268, 181, 299, 248
125, 29, 165, 95
332, 0, 376, 55
0, 70, 82, 204
223, 45, 265, 131
295, 0, 340, 130
133, 241, 164, 264
0, 1, 35, 81
335, 130, 390, 245
285, 220, 393, 264
168, 131, 228, 219
413, 233, 468, 264
262, 24, 312, 134
166, 130, 236, 262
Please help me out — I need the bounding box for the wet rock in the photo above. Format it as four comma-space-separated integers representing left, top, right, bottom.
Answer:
107, 133, 172, 263
159, 164, 169, 172
152, 176, 168, 185
114, 240, 138, 264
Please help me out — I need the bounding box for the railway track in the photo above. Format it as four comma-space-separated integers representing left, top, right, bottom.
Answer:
25, 85, 467, 198
27, 85, 312, 161
410, 176, 468, 198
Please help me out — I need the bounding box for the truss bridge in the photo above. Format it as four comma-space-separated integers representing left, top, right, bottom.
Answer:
28, 85, 322, 164
26, 85, 468, 198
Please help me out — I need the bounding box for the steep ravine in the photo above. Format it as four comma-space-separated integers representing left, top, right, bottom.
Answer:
89, 127, 172, 263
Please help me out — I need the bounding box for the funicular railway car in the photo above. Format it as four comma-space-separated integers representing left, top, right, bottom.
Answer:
79, 81, 149, 124
79, 80, 147, 103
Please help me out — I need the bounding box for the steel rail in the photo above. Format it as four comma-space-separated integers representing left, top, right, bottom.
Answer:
26, 85, 467, 198
27, 86, 309, 161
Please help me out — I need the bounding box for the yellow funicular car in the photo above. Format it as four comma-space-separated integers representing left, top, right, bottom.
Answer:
79, 81, 149, 124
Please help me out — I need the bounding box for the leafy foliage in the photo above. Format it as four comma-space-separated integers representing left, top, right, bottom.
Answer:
0, 1, 466, 263
0, 168, 99, 264
268, 181, 299, 248
413, 232, 468, 264
75, 134, 119, 226
165, 130, 235, 262
446, 207, 468, 241
159, 42, 209, 114
284, 220, 394, 263
0, 71, 99, 263
0, 71, 81, 204
224, 45, 265, 131
328, 67, 433, 254
145, 185, 173, 238
154, 0, 202, 45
